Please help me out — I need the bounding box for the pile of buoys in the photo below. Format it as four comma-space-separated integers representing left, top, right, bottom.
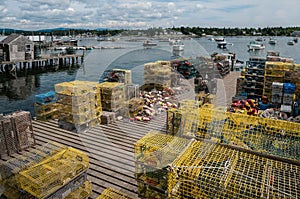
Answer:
229, 99, 258, 116
132, 90, 178, 122
259, 108, 300, 122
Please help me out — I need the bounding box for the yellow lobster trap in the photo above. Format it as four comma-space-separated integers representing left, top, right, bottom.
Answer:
96, 187, 134, 199
168, 140, 300, 199
17, 147, 89, 199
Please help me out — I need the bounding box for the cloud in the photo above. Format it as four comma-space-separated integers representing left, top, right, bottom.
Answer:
0, 0, 299, 30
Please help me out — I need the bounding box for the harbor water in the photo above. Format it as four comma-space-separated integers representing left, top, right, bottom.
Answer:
0, 36, 299, 115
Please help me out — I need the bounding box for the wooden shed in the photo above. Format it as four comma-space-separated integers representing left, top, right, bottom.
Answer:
0, 34, 34, 62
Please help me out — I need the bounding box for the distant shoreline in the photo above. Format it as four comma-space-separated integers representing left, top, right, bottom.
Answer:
1, 26, 299, 37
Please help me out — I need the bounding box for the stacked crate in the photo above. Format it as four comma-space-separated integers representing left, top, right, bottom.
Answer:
281, 82, 296, 113
271, 82, 284, 106
64, 180, 92, 199
168, 140, 300, 199
0, 142, 67, 198
197, 106, 300, 160
293, 64, 300, 95
99, 82, 125, 112
243, 57, 266, 99
0, 111, 35, 158
134, 131, 191, 199
34, 91, 61, 121
171, 59, 199, 79
166, 108, 182, 136
213, 54, 230, 77
235, 76, 246, 97
125, 84, 140, 100
100, 111, 116, 125
97, 187, 134, 199
110, 68, 132, 84
144, 61, 171, 88
167, 105, 300, 161
127, 98, 143, 118
55, 80, 102, 132
263, 62, 290, 99
17, 146, 90, 199
193, 56, 218, 94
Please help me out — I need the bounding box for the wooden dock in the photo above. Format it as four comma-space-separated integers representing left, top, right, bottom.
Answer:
0, 54, 84, 77
1, 112, 167, 199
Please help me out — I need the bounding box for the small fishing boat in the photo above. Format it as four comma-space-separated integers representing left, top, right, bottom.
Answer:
217, 40, 228, 49
247, 41, 265, 51
214, 37, 225, 42
143, 40, 157, 48
287, 40, 295, 45
269, 37, 277, 45
255, 37, 264, 42
172, 40, 184, 51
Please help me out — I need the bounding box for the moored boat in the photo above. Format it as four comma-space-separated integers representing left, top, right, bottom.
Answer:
247, 41, 265, 51
287, 40, 295, 45
268, 37, 277, 45
143, 40, 157, 47
172, 40, 184, 51
217, 40, 227, 49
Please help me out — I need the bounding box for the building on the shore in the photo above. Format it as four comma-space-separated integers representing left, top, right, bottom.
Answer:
27, 35, 46, 43
291, 31, 300, 37
0, 33, 34, 62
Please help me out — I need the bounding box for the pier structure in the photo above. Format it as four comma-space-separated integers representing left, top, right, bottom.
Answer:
0, 54, 84, 77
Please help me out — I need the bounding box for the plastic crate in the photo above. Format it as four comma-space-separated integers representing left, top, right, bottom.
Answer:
282, 93, 294, 105
271, 82, 283, 94
283, 83, 296, 94
35, 91, 57, 105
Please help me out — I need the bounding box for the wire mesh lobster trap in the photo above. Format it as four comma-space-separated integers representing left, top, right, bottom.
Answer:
0, 111, 35, 157
168, 140, 300, 199
64, 180, 92, 199
135, 131, 192, 199
96, 187, 134, 199
172, 105, 300, 161
17, 147, 89, 198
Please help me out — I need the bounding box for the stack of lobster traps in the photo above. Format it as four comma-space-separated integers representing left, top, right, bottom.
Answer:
0, 142, 91, 199
0, 111, 35, 158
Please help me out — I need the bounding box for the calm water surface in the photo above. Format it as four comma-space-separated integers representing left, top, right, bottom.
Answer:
0, 36, 299, 115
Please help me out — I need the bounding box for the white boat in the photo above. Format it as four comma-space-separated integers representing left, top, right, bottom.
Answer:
217, 40, 227, 49
287, 40, 295, 45
143, 40, 157, 47
269, 37, 277, 45
172, 40, 184, 51
255, 37, 264, 42
214, 37, 225, 42
247, 41, 265, 51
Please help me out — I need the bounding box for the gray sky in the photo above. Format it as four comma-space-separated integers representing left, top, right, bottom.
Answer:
0, 0, 299, 30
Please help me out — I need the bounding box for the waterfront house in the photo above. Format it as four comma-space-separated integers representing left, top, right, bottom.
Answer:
0, 34, 34, 62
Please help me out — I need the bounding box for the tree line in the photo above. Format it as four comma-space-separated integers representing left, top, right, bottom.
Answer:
172, 26, 300, 36
1, 26, 299, 37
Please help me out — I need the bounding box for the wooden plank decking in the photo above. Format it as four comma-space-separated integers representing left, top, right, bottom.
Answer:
18, 112, 167, 199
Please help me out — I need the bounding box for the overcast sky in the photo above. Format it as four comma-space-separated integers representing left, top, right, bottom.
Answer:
0, 0, 299, 30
